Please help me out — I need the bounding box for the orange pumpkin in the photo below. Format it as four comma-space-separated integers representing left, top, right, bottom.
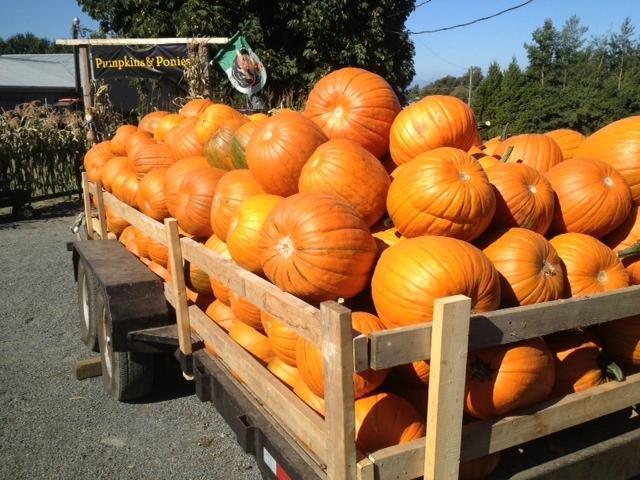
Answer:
84, 141, 113, 183
387, 147, 495, 241
389, 95, 480, 166
147, 238, 168, 268
477, 154, 500, 170
594, 316, 640, 366
227, 194, 283, 273
228, 321, 274, 365
248, 112, 268, 122
480, 228, 565, 307
267, 357, 301, 388
132, 143, 175, 178
550, 233, 629, 297
465, 337, 555, 419
111, 168, 139, 206
138, 111, 169, 135
210, 169, 264, 241
304, 67, 401, 158
204, 234, 233, 305
297, 312, 388, 399
547, 158, 632, 238
372, 226, 404, 254
164, 156, 209, 217
203, 117, 249, 170
106, 208, 129, 236
168, 117, 204, 160
119, 226, 150, 258
246, 111, 328, 196
229, 291, 263, 330
460, 453, 501, 480
495, 133, 563, 173
100, 156, 129, 192
485, 162, 555, 234
135, 168, 169, 220
545, 329, 614, 396
575, 116, 640, 205
179, 98, 212, 118
205, 299, 236, 331
125, 130, 155, 161
604, 206, 640, 284
483, 136, 502, 156
372, 236, 500, 328
258, 193, 377, 302
147, 261, 170, 282
545, 128, 585, 161
230, 121, 259, 169
195, 103, 245, 144
354, 392, 425, 453
293, 378, 325, 415
298, 139, 390, 226
110, 125, 137, 156
172, 166, 226, 237
261, 311, 299, 366
154, 113, 186, 143
118, 225, 136, 252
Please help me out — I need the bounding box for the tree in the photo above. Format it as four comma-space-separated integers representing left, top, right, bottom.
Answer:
76, 0, 416, 102
0, 33, 70, 54
557, 15, 588, 89
609, 17, 636, 89
472, 61, 502, 123
524, 19, 558, 86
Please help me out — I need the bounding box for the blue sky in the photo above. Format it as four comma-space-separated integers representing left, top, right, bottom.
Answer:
0, 0, 638, 83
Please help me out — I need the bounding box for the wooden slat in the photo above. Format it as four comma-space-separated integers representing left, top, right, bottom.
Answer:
73, 357, 102, 380
102, 191, 166, 243
369, 285, 640, 370
352, 334, 369, 373
189, 304, 327, 462
56, 37, 229, 46
165, 219, 192, 357
424, 296, 470, 480
322, 302, 357, 480
94, 181, 108, 239
365, 372, 640, 479
81, 173, 93, 240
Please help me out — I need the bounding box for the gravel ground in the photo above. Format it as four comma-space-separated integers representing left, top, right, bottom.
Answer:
0, 201, 261, 480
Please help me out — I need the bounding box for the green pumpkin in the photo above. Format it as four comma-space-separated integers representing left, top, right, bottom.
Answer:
231, 121, 259, 169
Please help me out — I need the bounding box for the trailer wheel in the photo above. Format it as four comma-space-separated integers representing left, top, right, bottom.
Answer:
77, 260, 99, 352
97, 298, 155, 401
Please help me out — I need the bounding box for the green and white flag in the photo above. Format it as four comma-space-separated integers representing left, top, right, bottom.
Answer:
215, 32, 266, 95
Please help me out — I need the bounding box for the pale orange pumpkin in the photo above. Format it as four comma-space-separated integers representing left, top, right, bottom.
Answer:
195, 103, 246, 144
267, 357, 301, 388
138, 111, 169, 135
111, 167, 139, 206
204, 234, 233, 305
84, 141, 114, 183
105, 207, 129, 236
228, 321, 274, 365
110, 125, 137, 156
495, 133, 563, 173
125, 130, 155, 161
179, 98, 213, 118
294, 378, 325, 415
203, 117, 249, 170
147, 238, 168, 268
230, 121, 259, 169
205, 299, 236, 331
545, 128, 585, 161
153, 113, 187, 143
100, 156, 129, 192
135, 168, 169, 220
261, 311, 299, 367
229, 290, 263, 330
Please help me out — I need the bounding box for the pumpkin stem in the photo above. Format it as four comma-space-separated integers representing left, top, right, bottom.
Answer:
469, 357, 496, 382
500, 123, 510, 141
618, 241, 640, 259
500, 146, 514, 163
605, 362, 625, 382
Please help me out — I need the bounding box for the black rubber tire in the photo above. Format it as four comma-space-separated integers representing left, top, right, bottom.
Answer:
96, 292, 155, 401
16, 204, 35, 220
77, 260, 99, 352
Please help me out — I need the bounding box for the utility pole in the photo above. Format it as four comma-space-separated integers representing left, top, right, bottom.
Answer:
467, 67, 473, 105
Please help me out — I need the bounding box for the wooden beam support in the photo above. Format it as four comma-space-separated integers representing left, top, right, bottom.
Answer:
56, 37, 229, 46
94, 181, 108, 239
81, 172, 93, 240
424, 295, 471, 480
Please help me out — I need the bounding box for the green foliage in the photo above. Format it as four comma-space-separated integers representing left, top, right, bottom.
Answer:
0, 33, 71, 54
76, 0, 416, 102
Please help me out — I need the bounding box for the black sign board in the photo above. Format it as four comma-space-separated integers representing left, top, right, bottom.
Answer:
91, 44, 191, 80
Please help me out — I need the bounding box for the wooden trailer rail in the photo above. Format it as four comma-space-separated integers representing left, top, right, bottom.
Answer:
83, 178, 640, 480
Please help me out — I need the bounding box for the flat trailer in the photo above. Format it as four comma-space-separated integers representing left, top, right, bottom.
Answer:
69, 174, 640, 480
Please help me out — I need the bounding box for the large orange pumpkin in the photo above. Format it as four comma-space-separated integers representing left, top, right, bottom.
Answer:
154, 113, 186, 143
179, 98, 212, 118
294, 378, 325, 416
485, 162, 555, 234
304, 67, 401, 158
195, 103, 246, 144
100, 156, 129, 192
228, 321, 274, 365
389, 95, 480, 166
172, 166, 226, 237
210, 169, 264, 241
387, 147, 495, 241
125, 130, 155, 161
119, 226, 150, 258
106, 208, 129, 236
246, 111, 328, 196
168, 117, 204, 160
480, 228, 565, 307
604, 206, 640, 284
354, 392, 425, 453
138, 111, 168, 135
495, 133, 563, 173
203, 117, 249, 170
459, 453, 501, 480
205, 299, 236, 331
465, 337, 555, 419
545, 128, 585, 161
110, 124, 137, 156
296, 312, 388, 399
258, 193, 377, 302
261, 311, 299, 366
483, 136, 502, 156
204, 234, 233, 305
147, 238, 168, 268
135, 168, 169, 220
547, 158, 632, 238
372, 236, 500, 328
230, 121, 259, 168
132, 143, 175, 178
84, 141, 114, 183
594, 316, 640, 366
164, 156, 209, 217
550, 233, 629, 297
226, 194, 283, 273
267, 357, 301, 388
298, 139, 390, 226
229, 291, 263, 330
111, 168, 139, 206
575, 116, 640, 204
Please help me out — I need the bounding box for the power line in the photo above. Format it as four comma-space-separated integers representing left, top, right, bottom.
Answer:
409, 0, 535, 35
415, 0, 434, 7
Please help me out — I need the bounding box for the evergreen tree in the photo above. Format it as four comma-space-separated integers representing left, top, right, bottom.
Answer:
524, 19, 559, 86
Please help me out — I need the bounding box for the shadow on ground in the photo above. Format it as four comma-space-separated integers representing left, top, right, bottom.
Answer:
0, 198, 82, 227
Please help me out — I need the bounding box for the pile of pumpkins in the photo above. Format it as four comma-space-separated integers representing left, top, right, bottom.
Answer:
84, 66, 640, 476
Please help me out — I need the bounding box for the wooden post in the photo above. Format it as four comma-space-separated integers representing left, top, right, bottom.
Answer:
198, 41, 211, 98
95, 181, 108, 239
78, 45, 93, 114
321, 301, 357, 480
165, 218, 193, 359
424, 295, 471, 480
81, 172, 94, 240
